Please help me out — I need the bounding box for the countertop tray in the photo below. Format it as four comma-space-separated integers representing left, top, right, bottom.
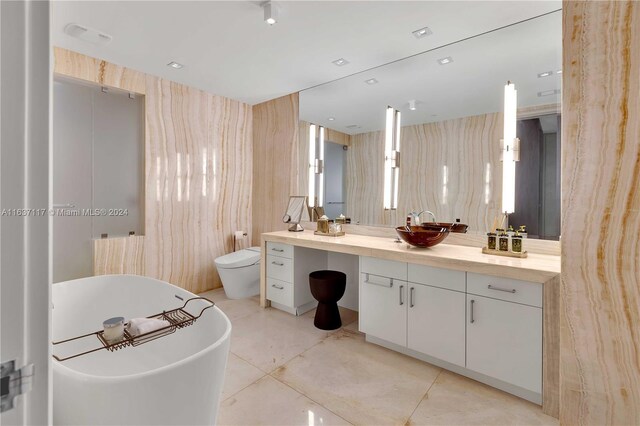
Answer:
482, 247, 528, 258
314, 231, 346, 237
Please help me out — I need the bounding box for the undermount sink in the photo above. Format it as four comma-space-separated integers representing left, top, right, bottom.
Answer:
395, 225, 450, 248
421, 222, 469, 233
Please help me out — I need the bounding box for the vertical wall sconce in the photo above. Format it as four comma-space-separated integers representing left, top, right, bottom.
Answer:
308, 124, 325, 208
384, 106, 401, 210
501, 81, 520, 214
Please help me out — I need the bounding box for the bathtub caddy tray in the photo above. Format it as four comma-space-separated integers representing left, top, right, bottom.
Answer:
52, 297, 215, 362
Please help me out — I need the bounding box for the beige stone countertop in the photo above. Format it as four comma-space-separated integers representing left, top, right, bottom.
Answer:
261, 230, 560, 283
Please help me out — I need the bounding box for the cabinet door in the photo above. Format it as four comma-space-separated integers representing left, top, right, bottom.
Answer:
407, 284, 466, 367
466, 295, 542, 393
359, 273, 407, 347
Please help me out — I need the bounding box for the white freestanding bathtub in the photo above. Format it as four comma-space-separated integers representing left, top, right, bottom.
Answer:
52, 275, 231, 425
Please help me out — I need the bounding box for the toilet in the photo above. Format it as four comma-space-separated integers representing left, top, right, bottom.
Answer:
214, 247, 261, 299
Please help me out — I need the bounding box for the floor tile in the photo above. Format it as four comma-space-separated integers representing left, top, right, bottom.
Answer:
342, 319, 361, 335
200, 289, 262, 322
407, 371, 558, 426
273, 330, 441, 425
218, 376, 351, 426
229, 307, 329, 373
221, 353, 266, 401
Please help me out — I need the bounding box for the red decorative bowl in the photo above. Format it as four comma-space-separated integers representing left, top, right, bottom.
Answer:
396, 226, 450, 248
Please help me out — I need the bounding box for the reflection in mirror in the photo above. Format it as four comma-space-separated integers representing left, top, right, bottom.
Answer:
298, 10, 561, 240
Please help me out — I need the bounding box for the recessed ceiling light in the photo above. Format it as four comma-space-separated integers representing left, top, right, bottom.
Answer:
437, 57, 453, 65
537, 71, 553, 78
346, 124, 361, 129
64, 23, 112, 46
365, 78, 378, 85
263, 1, 278, 25
408, 100, 417, 111
412, 26, 433, 39
538, 89, 561, 97
328, 117, 335, 121
332, 58, 349, 66
167, 61, 184, 69
556, 70, 563, 74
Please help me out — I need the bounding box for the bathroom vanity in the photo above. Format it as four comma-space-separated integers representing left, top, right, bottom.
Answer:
260, 230, 560, 418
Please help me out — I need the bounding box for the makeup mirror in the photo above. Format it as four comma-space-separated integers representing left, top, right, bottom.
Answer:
283, 196, 310, 231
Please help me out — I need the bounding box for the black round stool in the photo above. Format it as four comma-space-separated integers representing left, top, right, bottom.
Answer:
309, 270, 346, 330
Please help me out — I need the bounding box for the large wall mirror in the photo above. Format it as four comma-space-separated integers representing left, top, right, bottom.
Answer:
299, 10, 561, 240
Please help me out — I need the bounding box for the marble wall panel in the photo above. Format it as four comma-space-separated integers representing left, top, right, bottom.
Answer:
93, 236, 145, 276
561, 1, 640, 424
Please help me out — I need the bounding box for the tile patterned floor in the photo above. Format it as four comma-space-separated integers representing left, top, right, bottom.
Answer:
200, 288, 558, 426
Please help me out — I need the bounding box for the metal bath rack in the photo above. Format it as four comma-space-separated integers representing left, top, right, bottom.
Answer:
52, 297, 215, 362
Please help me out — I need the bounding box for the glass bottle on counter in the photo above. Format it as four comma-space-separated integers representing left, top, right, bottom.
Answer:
317, 215, 329, 234
511, 232, 523, 253
519, 225, 528, 238
498, 230, 509, 251
487, 232, 497, 250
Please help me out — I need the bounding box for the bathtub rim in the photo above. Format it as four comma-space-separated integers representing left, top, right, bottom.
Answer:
52, 274, 232, 381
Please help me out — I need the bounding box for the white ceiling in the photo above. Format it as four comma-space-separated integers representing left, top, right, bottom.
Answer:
300, 10, 562, 134
52, 1, 561, 105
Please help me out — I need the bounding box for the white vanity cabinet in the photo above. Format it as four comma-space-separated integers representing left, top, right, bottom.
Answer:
358, 256, 545, 404
466, 273, 543, 395
265, 242, 326, 315
359, 259, 466, 366
407, 265, 466, 367
359, 257, 408, 347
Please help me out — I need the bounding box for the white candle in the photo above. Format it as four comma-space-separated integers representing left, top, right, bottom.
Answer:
103, 317, 125, 343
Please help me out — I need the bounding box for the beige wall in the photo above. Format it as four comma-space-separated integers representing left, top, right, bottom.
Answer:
561, 1, 640, 424
54, 48, 253, 294
252, 94, 300, 245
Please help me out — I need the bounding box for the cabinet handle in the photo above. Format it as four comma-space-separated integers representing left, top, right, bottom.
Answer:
470, 299, 475, 323
271, 261, 284, 266
271, 284, 284, 290
363, 274, 393, 288
271, 248, 284, 252
410, 287, 415, 308
399, 285, 404, 305
487, 284, 516, 294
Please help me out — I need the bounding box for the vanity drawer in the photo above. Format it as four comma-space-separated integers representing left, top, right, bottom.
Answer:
408, 264, 466, 292
360, 256, 407, 281
266, 278, 293, 307
266, 255, 293, 283
266, 242, 293, 259
467, 273, 542, 308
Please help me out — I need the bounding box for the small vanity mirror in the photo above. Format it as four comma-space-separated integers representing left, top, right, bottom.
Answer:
282, 196, 309, 232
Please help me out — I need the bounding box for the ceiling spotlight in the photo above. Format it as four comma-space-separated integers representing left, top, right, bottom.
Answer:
408, 100, 417, 111
263, 1, 278, 25
437, 57, 453, 65
167, 61, 184, 69
328, 117, 335, 121
365, 78, 379, 85
537, 71, 553, 78
332, 58, 349, 66
412, 26, 433, 39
